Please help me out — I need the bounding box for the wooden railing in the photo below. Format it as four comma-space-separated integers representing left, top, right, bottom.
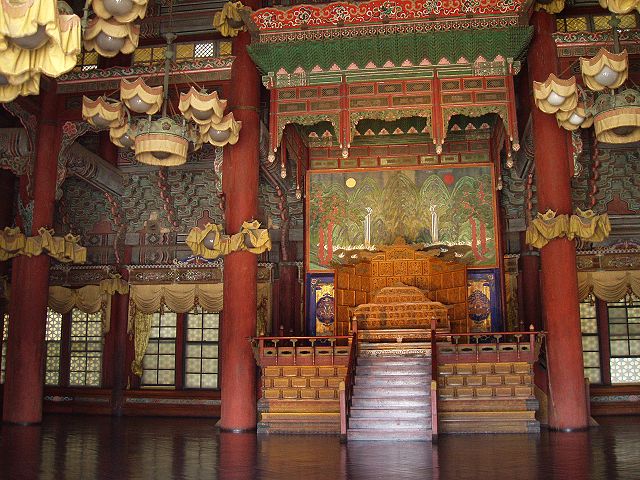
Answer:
339, 319, 359, 439
430, 317, 439, 440
252, 335, 352, 366
434, 329, 545, 364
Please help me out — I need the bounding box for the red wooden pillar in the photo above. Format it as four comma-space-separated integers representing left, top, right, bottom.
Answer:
219, 7, 261, 432
520, 250, 541, 330
529, 11, 588, 430
3, 88, 60, 424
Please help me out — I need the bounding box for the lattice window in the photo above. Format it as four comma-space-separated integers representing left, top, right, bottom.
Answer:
184, 307, 219, 389
618, 14, 638, 30
580, 301, 601, 384
558, 16, 588, 32
45, 308, 63, 386
133, 45, 167, 66
1, 313, 8, 384
73, 51, 99, 72
142, 311, 177, 387
608, 296, 640, 384
69, 310, 103, 387
610, 358, 640, 383
594, 15, 615, 31
133, 41, 230, 66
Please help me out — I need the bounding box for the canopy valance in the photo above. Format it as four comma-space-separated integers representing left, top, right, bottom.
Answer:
577, 270, 640, 302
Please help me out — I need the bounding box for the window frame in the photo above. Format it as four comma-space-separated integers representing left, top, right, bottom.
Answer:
139, 309, 220, 391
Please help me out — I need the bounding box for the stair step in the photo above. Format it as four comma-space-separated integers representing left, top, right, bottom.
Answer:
440, 420, 540, 434
358, 357, 432, 367
355, 376, 430, 387
357, 365, 430, 376
349, 418, 432, 430
347, 428, 431, 441
351, 396, 430, 408
350, 408, 430, 419
353, 385, 429, 397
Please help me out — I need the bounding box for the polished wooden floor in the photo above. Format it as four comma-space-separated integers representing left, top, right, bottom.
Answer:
1, 415, 639, 480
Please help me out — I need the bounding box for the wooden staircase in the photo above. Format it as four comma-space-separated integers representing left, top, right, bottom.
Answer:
347, 355, 432, 441
437, 361, 540, 433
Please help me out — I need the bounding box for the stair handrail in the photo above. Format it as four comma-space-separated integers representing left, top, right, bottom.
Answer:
430, 316, 439, 440
339, 320, 358, 440
251, 335, 352, 366
433, 328, 546, 364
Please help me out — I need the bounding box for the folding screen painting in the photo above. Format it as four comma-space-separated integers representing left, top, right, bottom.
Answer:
307, 165, 497, 271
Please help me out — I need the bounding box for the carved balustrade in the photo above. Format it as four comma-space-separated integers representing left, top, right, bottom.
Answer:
252, 335, 352, 367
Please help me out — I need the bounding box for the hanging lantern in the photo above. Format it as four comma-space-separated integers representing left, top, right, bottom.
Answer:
598, 0, 640, 14
556, 103, 594, 131
0, 0, 81, 102
82, 96, 125, 129
109, 122, 136, 148
0, 71, 40, 103
83, 17, 139, 58
591, 89, 640, 144
533, 74, 578, 114
120, 77, 163, 115
178, 87, 227, 125
134, 117, 189, 166
199, 113, 242, 147
580, 49, 628, 91
91, 0, 149, 23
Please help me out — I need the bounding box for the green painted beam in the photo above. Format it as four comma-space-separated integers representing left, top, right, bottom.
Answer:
248, 26, 533, 76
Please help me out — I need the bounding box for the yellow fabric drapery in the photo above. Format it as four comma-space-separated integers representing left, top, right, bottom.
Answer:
48, 278, 128, 333
186, 221, 271, 260
568, 209, 612, 243
129, 283, 225, 314
130, 311, 153, 377
24, 228, 87, 263
525, 210, 570, 248
526, 209, 611, 248
577, 270, 640, 302
128, 282, 272, 376
533, 74, 577, 114
0, 227, 26, 261
535, 0, 566, 14
599, 0, 640, 14
580, 49, 628, 91
0, 0, 81, 102
213, 1, 246, 37
0, 227, 86, 263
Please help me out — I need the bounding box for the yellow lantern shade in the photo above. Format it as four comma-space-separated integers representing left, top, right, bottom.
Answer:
178, 87, 227, 126
556, 103, 594, 131
0, 0, 80, 101
134, 117, 189, 166
598, 0, 639, 14
109, 122, 136, 149
199, 113, 242, 147
592, 89, 640, 144
120, 77, 163, 115
91, 0, 149, 23
533, 74, 578, 114
82, 96, 125, 129
83, 16, 139, 58
0, 72, 40, 102
580, 49, 628, 91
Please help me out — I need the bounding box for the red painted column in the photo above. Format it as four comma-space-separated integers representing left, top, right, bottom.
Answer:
219, 7, 261, 431
3, 88, 61, 424
529, 11, 588, 430
519, 250, 541, 331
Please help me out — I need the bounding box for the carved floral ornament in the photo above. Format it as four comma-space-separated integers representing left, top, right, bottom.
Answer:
0, 226, 86, 263
186, 221, 272, 260
525, 209, 612, 249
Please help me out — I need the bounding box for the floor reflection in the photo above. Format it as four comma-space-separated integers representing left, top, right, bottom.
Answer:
0, 415, 639, 479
